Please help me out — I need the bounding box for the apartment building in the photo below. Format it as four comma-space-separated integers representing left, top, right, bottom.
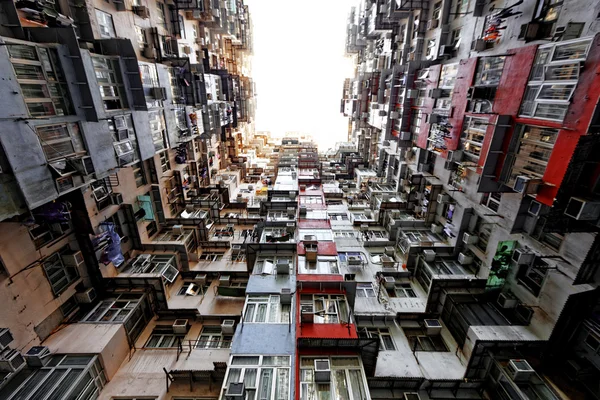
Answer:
341, 0, 600, 399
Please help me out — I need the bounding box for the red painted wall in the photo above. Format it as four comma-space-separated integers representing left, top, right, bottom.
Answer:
297, 241, 337, 256
297, 220, 331, 229
297, 274, 344, 282
415, 65, 441, 149
492, 45, 538, 115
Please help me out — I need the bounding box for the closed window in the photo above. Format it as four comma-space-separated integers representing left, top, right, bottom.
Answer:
356, 283, 376, 298
300, 357, 367, 400
481, 192, 502, 213
92, 56, 127, 110
149, 110, 167, 152
359, 327, 395, 350
135, 26, 146, 49
43, 250, 80, 295
95, 9, 116, 38
36, 123, 86, 161
196, 326, 231, 349
461, 117, 488, 161
145, 327, 184, 348
474, 56, 505, 86
8, 43, 72, 117
517, 259, 548, 296
507, 125, 559, 186
244, 295, 290, 323
225, 356, 290, 400
404, 328, 449, 351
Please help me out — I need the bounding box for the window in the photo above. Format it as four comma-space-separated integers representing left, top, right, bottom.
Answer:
474, 56, 505, 86
390, 283, 416, 298
159, 150, 171, 172
224, 355, 290, 400
109, 115, 138, 166
135, 26, 146, 49
506, 125, 559, 186
298, 229, 333, 241
133, 162, 146, 187
199, 252, 224, 262
439, 64, 458, 89
253, 255, 293, 275
124, 254, 179, 283
300, 195, 323, 204
300, 295, 350, 324
196, 326, 232, 349
359, 327, 395, 350
517, 259, 548, 296
244, 295, 291, 323
298, 256, 340, 274
156, 1, 166, 27
454, 0, 469, 19
476, 223, 492, 253
460, 117, 487, 161
404, 328, 449, 351
300, 357, 367, 400
7, 43, 72, 117
139, 63, 159, 88
450, 28, 461, 47
43, 251, 80, 295
481, 192, 502, 213
0, 355, 106, 400
84, 293, 152, 341
520, 39, 591, 121
426, 39, 437, 60
149, 110, 167, 152
95, 9, 116, 38
177, 281, 209, 295
356, 283, 376, 298
585, 333, 600, 351
36, 123, 85, 161
145, 327, 184, 348
92, 56, 127, 110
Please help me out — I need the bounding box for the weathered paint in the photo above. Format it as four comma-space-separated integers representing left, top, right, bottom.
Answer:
296, 241, 338, 256
415, 65, 442, 149
492, 45, 538, 116
297, 220, 331, 229
447, 58, 478, 151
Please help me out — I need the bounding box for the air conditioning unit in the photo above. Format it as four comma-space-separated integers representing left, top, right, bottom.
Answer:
431, 224, 443, 234
564, 197, 600, 221
429, 113, 442, 124
172, 225, 185, 235
437, 194, 449, 203
427, 19, 439, 30
75, 287, 97, 304
132, 5, 150, 18
172, 319, 189, 334
404, 393, 422, 400
0, 349, 25, 372
497, 292, 518, 309
444, 160, 457, 170
194, 273, 207, 285
347, 255, 362, 265
287, 207, 296, 217
71, 156, 95, 176
512, 248, 535, 265
428, 88, 443, 98
399, 131, 411, 141
457, 252, 473, 265
185, 282, 200, 296
110, 192, 124, 205
219, 275, 231, 287
389, 111, 399, 119
143, 46, 157, 59
447, 150, 463, 163
182, 45, 192, 55
438, 45, 454, 57
385, 247, 395, 256
151, 87, 167, 100
226, 382, 245, 400
314, 359, 331, 382
417, 163, 431, 173
24, 346, 50, 367
423, 249, 436, 262
221, 319, 235, 334
286, 223, 296, 234
424, 319, 442, 335
62, 251, 84, 266
507, 359, 535, 382
383, 276, 396, 290
513, 176, 542, 194
0, 329, 13, 351
472, 38, 487, 51
280, 288, 292, 304
276, 259, 290, 275
463, 232, 479, 245
301, 304, 314, 323
381, 256, 395, 268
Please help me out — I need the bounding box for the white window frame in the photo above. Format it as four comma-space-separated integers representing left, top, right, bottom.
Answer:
145, 328, 184, 348
300, 294, 350, 324
92, 56, 127, 110
300, 357, 370, 400
253, 255, 293, 275
243, 295, 291, 324
223, 356, 291, 400
43, 251, 80, 295
196, 326, 232, 349
356, 283, 376, 298
360, 327, 396, 350
95, 9, 116, 38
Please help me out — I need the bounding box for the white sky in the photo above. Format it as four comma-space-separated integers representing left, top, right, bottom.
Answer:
245, 0, 357, 152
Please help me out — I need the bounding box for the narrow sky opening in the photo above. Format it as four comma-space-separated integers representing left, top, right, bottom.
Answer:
246, 0, 357, 151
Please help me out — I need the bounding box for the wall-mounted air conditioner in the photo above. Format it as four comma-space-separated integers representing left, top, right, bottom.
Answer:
143, 46, 157, 60
399, 131, 411, 141
406, 89, 418, 99
383, 276, 396, 290
512, 248, 535, 265
431, 224, 443, 234
301, 304, 314, 323
75, 287, 97, 304
151, 87, 167, 100
347, 255, 362, 265
184, 282, 200, 296
447, 150, 463, 163
280, 288, 292, 305
219, 275, 231, 287
389, 111, 399, 119
221, 320, 235, 335
513, 176, 541, 194
424, 319, 442, 335
110, 192, 124, 205
194, 274, 207, 285
497, 292, 518, 309
564, 197, 600, 221
286, 222, 296, 234
437, 194, 449, 203
0, 349, 25, 373
62, 251, 84, 267
429, 113, 442, 124
0, 329, 13, 351
276, 259, 290, 275
427, 19, 440, 30
429, 88, 443, 98
24, 346, 50, 367
385, 247, 395, 256
457, 252, 473, 265
314, 359, 331, 382
507, 359, 535, 382
172, 319, 189, 334
72, 156, 95, 176
132, 5, 150, 18
462, 232, 478, 245
172, 225, 185, 235
423, 249, 436, 262
381, 256, 395, 268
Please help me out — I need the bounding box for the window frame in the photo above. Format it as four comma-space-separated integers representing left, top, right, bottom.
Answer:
144, 327, 184, 348
196, 326, 232, 349
43, 250, 80, 296
243, 295, 291, 324
92, 55, 128, 110
95, 9, 117, 39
